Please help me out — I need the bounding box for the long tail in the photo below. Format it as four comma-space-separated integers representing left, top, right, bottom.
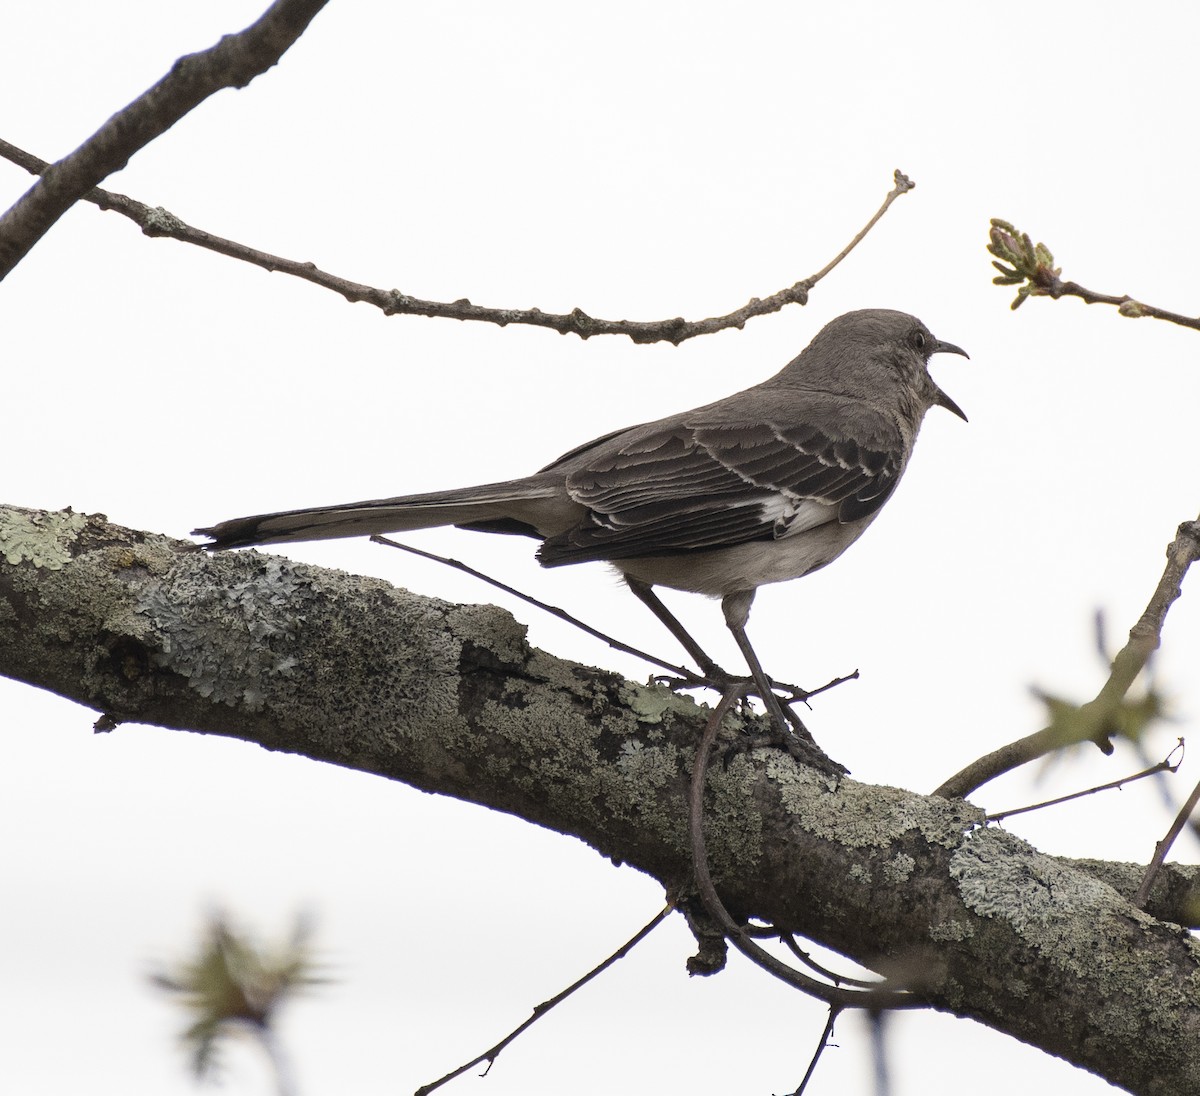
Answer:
193, 477, 567, 550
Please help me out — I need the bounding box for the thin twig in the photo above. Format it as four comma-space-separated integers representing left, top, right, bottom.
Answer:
985, 743, 1184, 823
414, 905, 672, 1096
370, 534, 698, 680
936, 515, 1200, 800
789, 1007, 841, 1096
0, 0, 328, 280
988, 219, 1200, 331
687, 685, 918, 1009
779, 935, 885, 990
372, 535, 861, 719
805, 171, 914, 285
1134, 777, 1200, 909
0, 143, 913, 343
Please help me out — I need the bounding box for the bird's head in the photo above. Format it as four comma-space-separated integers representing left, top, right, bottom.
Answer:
817, 308, 969, 422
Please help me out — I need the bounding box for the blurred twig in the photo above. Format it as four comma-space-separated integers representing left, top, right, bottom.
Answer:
936, 516, 1200, 799
151, 912, 324, 1096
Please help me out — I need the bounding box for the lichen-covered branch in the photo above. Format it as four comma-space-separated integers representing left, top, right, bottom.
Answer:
3, 503, 1200, 1094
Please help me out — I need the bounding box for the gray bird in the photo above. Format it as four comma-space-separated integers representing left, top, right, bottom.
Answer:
196, 308, 967, 743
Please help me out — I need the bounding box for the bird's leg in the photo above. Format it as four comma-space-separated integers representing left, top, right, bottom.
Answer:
720, 590, 792, 730
626, 578, 727, 681
628, 579, 812, 704
721, 591, 838, 771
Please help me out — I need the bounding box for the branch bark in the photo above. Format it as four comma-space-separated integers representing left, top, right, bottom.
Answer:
3, 503, 1200, 1094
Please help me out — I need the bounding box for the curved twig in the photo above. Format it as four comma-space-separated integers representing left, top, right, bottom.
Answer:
779, 934, 885, 991
0, 143, 913, 343
687, 685, 919, 1010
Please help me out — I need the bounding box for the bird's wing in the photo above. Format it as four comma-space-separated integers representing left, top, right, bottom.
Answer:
537, 413, 903, 566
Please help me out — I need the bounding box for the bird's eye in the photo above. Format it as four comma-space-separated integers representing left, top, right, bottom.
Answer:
911, 330, 927, 351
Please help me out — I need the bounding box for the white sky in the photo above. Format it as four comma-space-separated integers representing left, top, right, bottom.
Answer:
3, 3, 1200, 1093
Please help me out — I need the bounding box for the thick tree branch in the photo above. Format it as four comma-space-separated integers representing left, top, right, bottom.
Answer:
3, 503, 1200, 1094
0, 142, 912, 342
0, 0, 328, 280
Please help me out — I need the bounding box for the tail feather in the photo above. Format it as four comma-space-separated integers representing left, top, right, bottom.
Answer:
194, 477, 570, 550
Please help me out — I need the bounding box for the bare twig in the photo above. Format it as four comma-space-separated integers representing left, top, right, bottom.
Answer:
371, 535, 859, 716
790, 1007, 841, 1096
936, 516, 1200, 800
370, 534, 698, 681
985, 742, 1184, 823
1135, 776, 1200, 909
779, 935, 885, 990
687, 685, 918, 1010
988, 219, 1200, 331
414, 905, 671, 1096
0, 0, 328, 280
0, 144, 913, 342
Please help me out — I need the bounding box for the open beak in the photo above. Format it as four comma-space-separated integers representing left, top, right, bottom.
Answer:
931, 339, 969, 421
934, 339, 969, 360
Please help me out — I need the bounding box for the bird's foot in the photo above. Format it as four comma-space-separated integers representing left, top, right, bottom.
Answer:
651, 666, 813, 705
651, 666, 846, 777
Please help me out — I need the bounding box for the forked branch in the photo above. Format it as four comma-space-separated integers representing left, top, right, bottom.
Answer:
0, 0, 329, 280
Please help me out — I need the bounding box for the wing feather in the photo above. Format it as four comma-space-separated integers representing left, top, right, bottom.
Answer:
538, 414, 903, 566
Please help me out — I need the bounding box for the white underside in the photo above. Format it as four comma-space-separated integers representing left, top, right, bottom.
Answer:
611, 509, 878, 597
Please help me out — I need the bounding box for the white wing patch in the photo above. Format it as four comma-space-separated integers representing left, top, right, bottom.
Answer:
762, 495, 837, 539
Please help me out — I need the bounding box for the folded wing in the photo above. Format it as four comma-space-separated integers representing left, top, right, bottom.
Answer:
538, 416, 903, 566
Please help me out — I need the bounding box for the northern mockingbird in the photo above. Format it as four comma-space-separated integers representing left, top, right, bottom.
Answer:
196, 309, 966, 743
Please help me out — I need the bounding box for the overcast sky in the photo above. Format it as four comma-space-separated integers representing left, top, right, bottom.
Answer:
4, 3, 1200, 1094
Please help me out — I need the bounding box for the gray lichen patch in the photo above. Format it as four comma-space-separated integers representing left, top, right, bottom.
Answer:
949, 827, 1124, 935
445, 602, 528, 665
849, 862, 872, 885
0, 509, 87, 569
883, 852, 916, 884
949, 825, 1200, 1048
616, 679, 710, 726
928, 918, 974, 943
767, 755, 984, 850
615, 738, 680, 788
133, 552, 317, 710
701, 755, 766, 874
